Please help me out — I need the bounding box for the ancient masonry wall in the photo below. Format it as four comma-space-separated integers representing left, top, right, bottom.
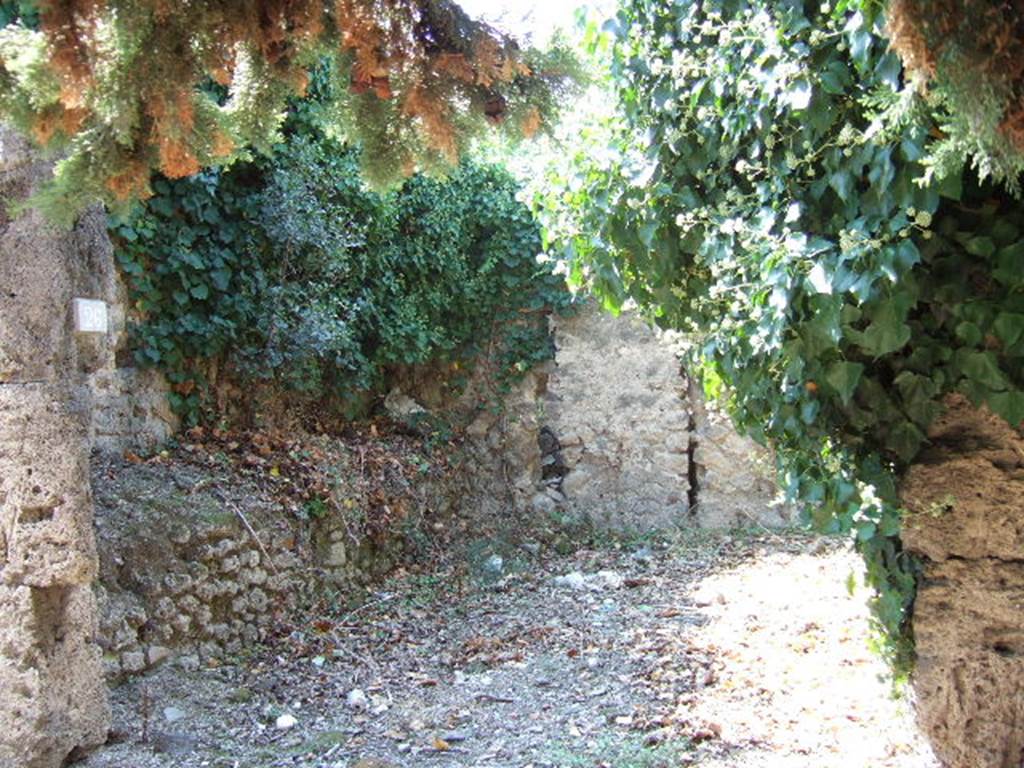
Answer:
92, 456, 464, 680
900, 394, 1024, 768
86, 272, 178, 453
0, 128, 111, 768
536, 303, 788, 532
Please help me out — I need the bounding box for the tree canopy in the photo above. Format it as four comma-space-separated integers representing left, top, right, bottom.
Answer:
0, 0, 578, 222
887, 0, 1024, 188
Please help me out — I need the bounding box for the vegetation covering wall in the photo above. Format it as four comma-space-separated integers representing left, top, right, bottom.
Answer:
539, 0, 1024, 672
110, 89, 570, 426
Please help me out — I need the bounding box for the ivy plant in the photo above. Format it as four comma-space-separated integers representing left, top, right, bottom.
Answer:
538, 0, 1024, 675
112, 111, 571, 424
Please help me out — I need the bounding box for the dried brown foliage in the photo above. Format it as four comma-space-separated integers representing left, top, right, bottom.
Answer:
887, 0, 1024, 150
13, 0, 552, 204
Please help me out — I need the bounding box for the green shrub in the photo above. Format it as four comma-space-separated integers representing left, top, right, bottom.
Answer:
540, 0, 1024, 675
111, 123, 570, 423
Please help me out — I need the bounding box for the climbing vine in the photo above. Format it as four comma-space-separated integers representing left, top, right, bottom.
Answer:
538, 0, 1024, 675
111, 109, 570, 425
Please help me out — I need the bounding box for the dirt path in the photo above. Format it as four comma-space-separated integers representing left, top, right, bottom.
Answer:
82, 532, 937, 768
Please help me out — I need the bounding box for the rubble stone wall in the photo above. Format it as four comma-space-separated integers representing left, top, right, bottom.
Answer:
92, 456, 450, 681
85, 261, 178, 453
539, 303, 788, 532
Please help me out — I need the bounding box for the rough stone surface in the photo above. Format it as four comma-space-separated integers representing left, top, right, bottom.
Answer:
0, 584, 109, 768
92, 448, 463, 677
88, 368, 176, 454
0, 127, 176, 453
0, 126, 110, 768
902, 393, 1024, 768
686, 376, 790, 529
0, 385, 98, 588
395, 362, 550, 519
541, 303, 785, 531
542, 303, 692, 531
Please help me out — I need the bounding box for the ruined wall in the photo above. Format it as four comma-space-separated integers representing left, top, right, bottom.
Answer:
0, 128, 110, 768
92, 448, 462, 679
901, 394, 1024, 768
87, 297, 177, 452
387, 362, 550, 520
539, 303, 787, 532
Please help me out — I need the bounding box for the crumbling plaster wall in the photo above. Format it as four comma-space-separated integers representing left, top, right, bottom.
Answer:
0, 127, 111, 768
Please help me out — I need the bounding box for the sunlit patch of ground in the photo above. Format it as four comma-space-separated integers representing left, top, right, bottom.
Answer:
685, 541, 937, 768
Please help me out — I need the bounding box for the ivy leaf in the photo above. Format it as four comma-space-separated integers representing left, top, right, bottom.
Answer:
988, 390, 1024, 426
848, 300, 911, 357
964, 236, 996, 258
808, 263, 832, 294
954, 321, 982, 347
956, 349, 1009, 391
819, 62, 850, 94
893, 371, 942, 427
994, 312, 1024, 347
785, 79, 813, 110
856, 520, 877, 542
825, 361, 864, 405
211, 269, 232, 291
887, 420, 925, 462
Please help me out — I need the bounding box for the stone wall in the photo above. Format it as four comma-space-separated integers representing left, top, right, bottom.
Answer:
538, 303, 787, 532
901, 394, 1024, 768
86, 266, 178, 453
387, 362, 551, 521
0, 127, 110, 768
92, 451, 456, 680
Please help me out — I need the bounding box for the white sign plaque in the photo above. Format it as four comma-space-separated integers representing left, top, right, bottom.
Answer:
72, 298, 109, 334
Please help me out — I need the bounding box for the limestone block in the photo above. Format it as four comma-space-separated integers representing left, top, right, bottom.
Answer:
0, 384, 98, 588
901, 394, 1024, 768
0, 584, 109, 768
324, 540, 347, 567
147, 646, 172, 667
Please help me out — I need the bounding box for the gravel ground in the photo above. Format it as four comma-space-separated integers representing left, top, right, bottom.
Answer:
80, 531, 938, 768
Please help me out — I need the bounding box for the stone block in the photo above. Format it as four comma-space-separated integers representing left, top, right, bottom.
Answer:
0, 384, 98, 588
0, 584, 109, 768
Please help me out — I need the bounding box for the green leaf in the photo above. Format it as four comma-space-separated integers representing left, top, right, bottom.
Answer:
825, 361, 864, 405
785, 79, 812, 111
956, 349, 1009, 391
988, 391, 1024, 426
994, 312, 1024, 347
887, 420, 925, 462
856, 521, 877, 542
849, 300, 911, 357
954, 321, 982, 347
964, 236, 996, 258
